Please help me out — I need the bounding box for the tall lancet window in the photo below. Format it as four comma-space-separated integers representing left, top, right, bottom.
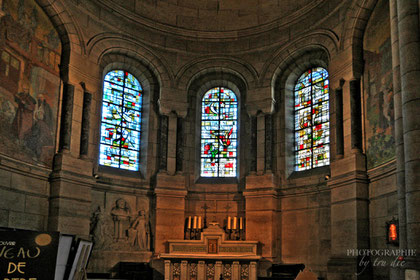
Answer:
200, 87, 238, 177
294, 67, 330, 171
99, 70, 143, 171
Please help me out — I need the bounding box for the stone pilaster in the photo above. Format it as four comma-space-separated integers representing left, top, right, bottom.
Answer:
244, 174, 278, 261
181, 260, 188, 280
327, 153, 370, 280
215, 261, 223, 279
154, 173, 187, 254
164, 260, 171, 280
48, 170, 93, 237
198, 261, 205, 280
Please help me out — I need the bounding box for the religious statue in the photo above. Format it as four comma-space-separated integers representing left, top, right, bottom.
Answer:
111, 198, 131, 241
90, 206, 113, 249
128, 210, 150, 250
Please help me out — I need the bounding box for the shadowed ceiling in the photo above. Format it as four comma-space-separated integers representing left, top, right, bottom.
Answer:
95, 0, 324, 37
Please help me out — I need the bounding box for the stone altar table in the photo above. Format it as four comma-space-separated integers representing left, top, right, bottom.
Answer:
159, 222, 260, 280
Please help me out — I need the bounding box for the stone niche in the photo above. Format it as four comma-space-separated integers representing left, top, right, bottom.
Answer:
159, 222, 260, 280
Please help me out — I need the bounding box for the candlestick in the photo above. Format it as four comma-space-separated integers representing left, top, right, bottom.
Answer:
233, 217, 237, 230
193, 216, 197, 229
198, 216, 202, 229
240, 217, 243, 229
227, 216, 231, 230
188, 216, 191, 229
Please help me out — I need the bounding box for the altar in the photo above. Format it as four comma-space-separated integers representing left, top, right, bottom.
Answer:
159, 222, 260, 280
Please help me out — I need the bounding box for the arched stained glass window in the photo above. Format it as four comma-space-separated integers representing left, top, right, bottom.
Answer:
294, 67, 330, 171
99, 70, 143, 171
200, 87, 238, 177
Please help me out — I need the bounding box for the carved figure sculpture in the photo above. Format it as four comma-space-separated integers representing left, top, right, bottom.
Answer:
111, 198, 131, 241
128, 210, 150, 250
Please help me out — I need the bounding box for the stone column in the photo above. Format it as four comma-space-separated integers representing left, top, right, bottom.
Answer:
164, 260, 171, 280
265, 114, 273, 171
397, 0, 420, 271
335, 88, 344, 158
349, 79, 362, 152
167, 112, 178, 175
389, 1, 406, 279
79, 90, 92, 158
250, 116, 257, 173
59, 83, 74, 151
257, 112, 265, 173
176, 117, 184, 172
159, 115, 168, 171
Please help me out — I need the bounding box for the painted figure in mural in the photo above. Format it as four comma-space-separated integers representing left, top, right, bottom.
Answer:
12, 88, 36, 140
111, 198, 131, 241
128, 210, 150, 250
25, 93, 54, 159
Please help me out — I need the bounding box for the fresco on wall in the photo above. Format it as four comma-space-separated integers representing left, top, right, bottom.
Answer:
0, 0, 61, 167
363, 0, 395, 169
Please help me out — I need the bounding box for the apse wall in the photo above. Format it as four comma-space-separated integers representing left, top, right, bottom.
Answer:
0, 0, 403, 279
0, 0, 61, 231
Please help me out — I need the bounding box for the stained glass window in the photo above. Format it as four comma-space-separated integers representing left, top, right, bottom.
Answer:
294, 67, 330, 171
200, 87, 238, 177
99, 70, 143, 171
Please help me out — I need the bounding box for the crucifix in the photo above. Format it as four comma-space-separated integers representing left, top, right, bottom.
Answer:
201, 203, 209, 228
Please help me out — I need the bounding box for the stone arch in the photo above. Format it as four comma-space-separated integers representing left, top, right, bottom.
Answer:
95, 52, 161, 179
34, 0, 84, 78
259, 29, 338, 89
185, 69, 250, 182
87, 32, 173, 89
176, 56, 258, 91
341, 0, 378, 77
271, 48, 330, 179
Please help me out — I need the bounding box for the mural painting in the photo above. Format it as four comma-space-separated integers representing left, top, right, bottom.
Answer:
0, 0, 61, 166
363, 0, 395, 169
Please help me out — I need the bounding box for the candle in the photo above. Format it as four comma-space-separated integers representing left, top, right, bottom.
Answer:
188, 216, 191, 229
233, 217, 237, 230
227, 216, 231, 229
193, 216, 197, 229
198, 216, 202, 229
240, 217, 243, 229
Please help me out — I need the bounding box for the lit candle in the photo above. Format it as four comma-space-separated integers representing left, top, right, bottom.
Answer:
198, 216, 202, 229
240, 217, 243, 229
188, 216, 191, 229
193, 216, 197, 229
233, 217, 237, 230
227, 216, 231, 229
